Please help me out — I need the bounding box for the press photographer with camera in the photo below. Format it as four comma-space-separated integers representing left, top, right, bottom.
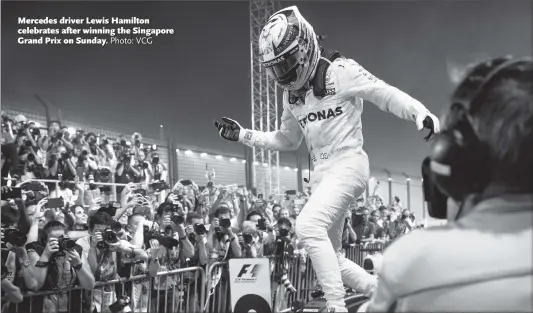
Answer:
29, 221, 95, 312
388, 208, 414, 240
180, 212, 208, 312
244, 210, 276, 248
207, 207, 242, 262
362, 57, 533, 312
47, 145, 77, 185
145, 200, 195, 313
19, 138, 46, 181
115, 145, 141, 189
184, 212, 208, 267
143, 148, 168, 194
76, 210, 147, 312
41, 121, 74, 152
239, 221, 265, 258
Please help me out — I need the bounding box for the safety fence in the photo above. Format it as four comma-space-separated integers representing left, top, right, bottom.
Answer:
7, 243, 384, 313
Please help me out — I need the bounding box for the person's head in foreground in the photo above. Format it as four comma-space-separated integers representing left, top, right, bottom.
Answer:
425, 56, 533, 220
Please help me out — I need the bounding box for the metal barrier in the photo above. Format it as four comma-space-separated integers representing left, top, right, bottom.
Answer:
344, 242, 385, 267
10, 267, 205, 313
9, 246, 384, 313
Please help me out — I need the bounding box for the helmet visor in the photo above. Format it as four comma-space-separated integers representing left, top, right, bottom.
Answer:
263, 46, 299, 85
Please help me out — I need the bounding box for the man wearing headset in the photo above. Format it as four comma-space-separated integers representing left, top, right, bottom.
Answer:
214, 6, 440, 312
360, 57, 533, 312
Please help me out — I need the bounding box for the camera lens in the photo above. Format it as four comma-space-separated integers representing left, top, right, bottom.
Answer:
103, 230, 118, 243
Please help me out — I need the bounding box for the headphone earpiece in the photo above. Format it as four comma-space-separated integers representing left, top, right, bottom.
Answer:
423, 57, 531, 219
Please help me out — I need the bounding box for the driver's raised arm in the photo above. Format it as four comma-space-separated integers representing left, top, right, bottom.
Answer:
215, 100, 304, 151
239, 104, 303, 151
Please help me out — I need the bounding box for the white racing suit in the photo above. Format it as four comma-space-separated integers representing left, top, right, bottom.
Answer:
238, 57, 432, 308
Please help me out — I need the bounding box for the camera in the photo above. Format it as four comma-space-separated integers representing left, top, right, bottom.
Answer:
57, 235, 76, 252
55, 131, 64, 140
171, 214, 185, 225
157, 236, 179, 249
194, 223, 206, 235
103, 229, 118, 243
27, 153, 36, 162
278, 227, 290, 238
242, 233, 254, 244
31, 127, 40, 137
60, 151, 71, 161
132, 189, 146, 197
152, 156, 160, 164
140, 161, 149, 170
257, 218, 267, 231
220, 218, 232, 228
3, 229, 27, 247
150, 181, 169, 192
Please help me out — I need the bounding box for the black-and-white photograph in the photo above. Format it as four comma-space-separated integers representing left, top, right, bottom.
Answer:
1, 1, 531, 312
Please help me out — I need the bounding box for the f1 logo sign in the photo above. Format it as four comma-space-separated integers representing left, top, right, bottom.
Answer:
237, 264, 262, 279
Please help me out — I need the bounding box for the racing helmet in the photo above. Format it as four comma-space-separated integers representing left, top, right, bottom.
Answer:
259, 6, 320, 91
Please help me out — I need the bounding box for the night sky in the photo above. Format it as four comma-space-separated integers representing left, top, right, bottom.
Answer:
2, 1, 532, 177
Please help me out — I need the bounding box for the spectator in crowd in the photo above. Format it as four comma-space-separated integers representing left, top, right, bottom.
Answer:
370, 208, 388, 241
342, 211, 357, 248
388, 208, 414, 240
363, 57, 533, 312
354, 208, 376, 243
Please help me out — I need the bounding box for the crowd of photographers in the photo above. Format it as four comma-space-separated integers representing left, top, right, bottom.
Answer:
1, 112, 420, 313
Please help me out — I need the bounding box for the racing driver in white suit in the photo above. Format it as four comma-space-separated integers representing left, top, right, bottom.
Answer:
214, 6, 440, 312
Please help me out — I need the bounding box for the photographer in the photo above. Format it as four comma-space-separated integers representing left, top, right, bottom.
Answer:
30, 221, 95, 313
47, 146, 76, 184
76, 210, 146, 313
20, 140, 46, 181
94, 134, 117, 170
363, 57, 533, 312
115, 148, 140, 192
41, 121, 73, 152
133, 149, 150, 184
245, 211, 276, 249
388, 208, 414, 240
182, 212, 208, 312
147, 152, 168, 184
207, 207, 242, 262
239, 221, 264, 258
146, 202, 195, 313
267, 217, 299, 312
183, 212, 208, 267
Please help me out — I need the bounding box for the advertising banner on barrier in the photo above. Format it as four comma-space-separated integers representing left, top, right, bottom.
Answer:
229, 258, 272, 313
